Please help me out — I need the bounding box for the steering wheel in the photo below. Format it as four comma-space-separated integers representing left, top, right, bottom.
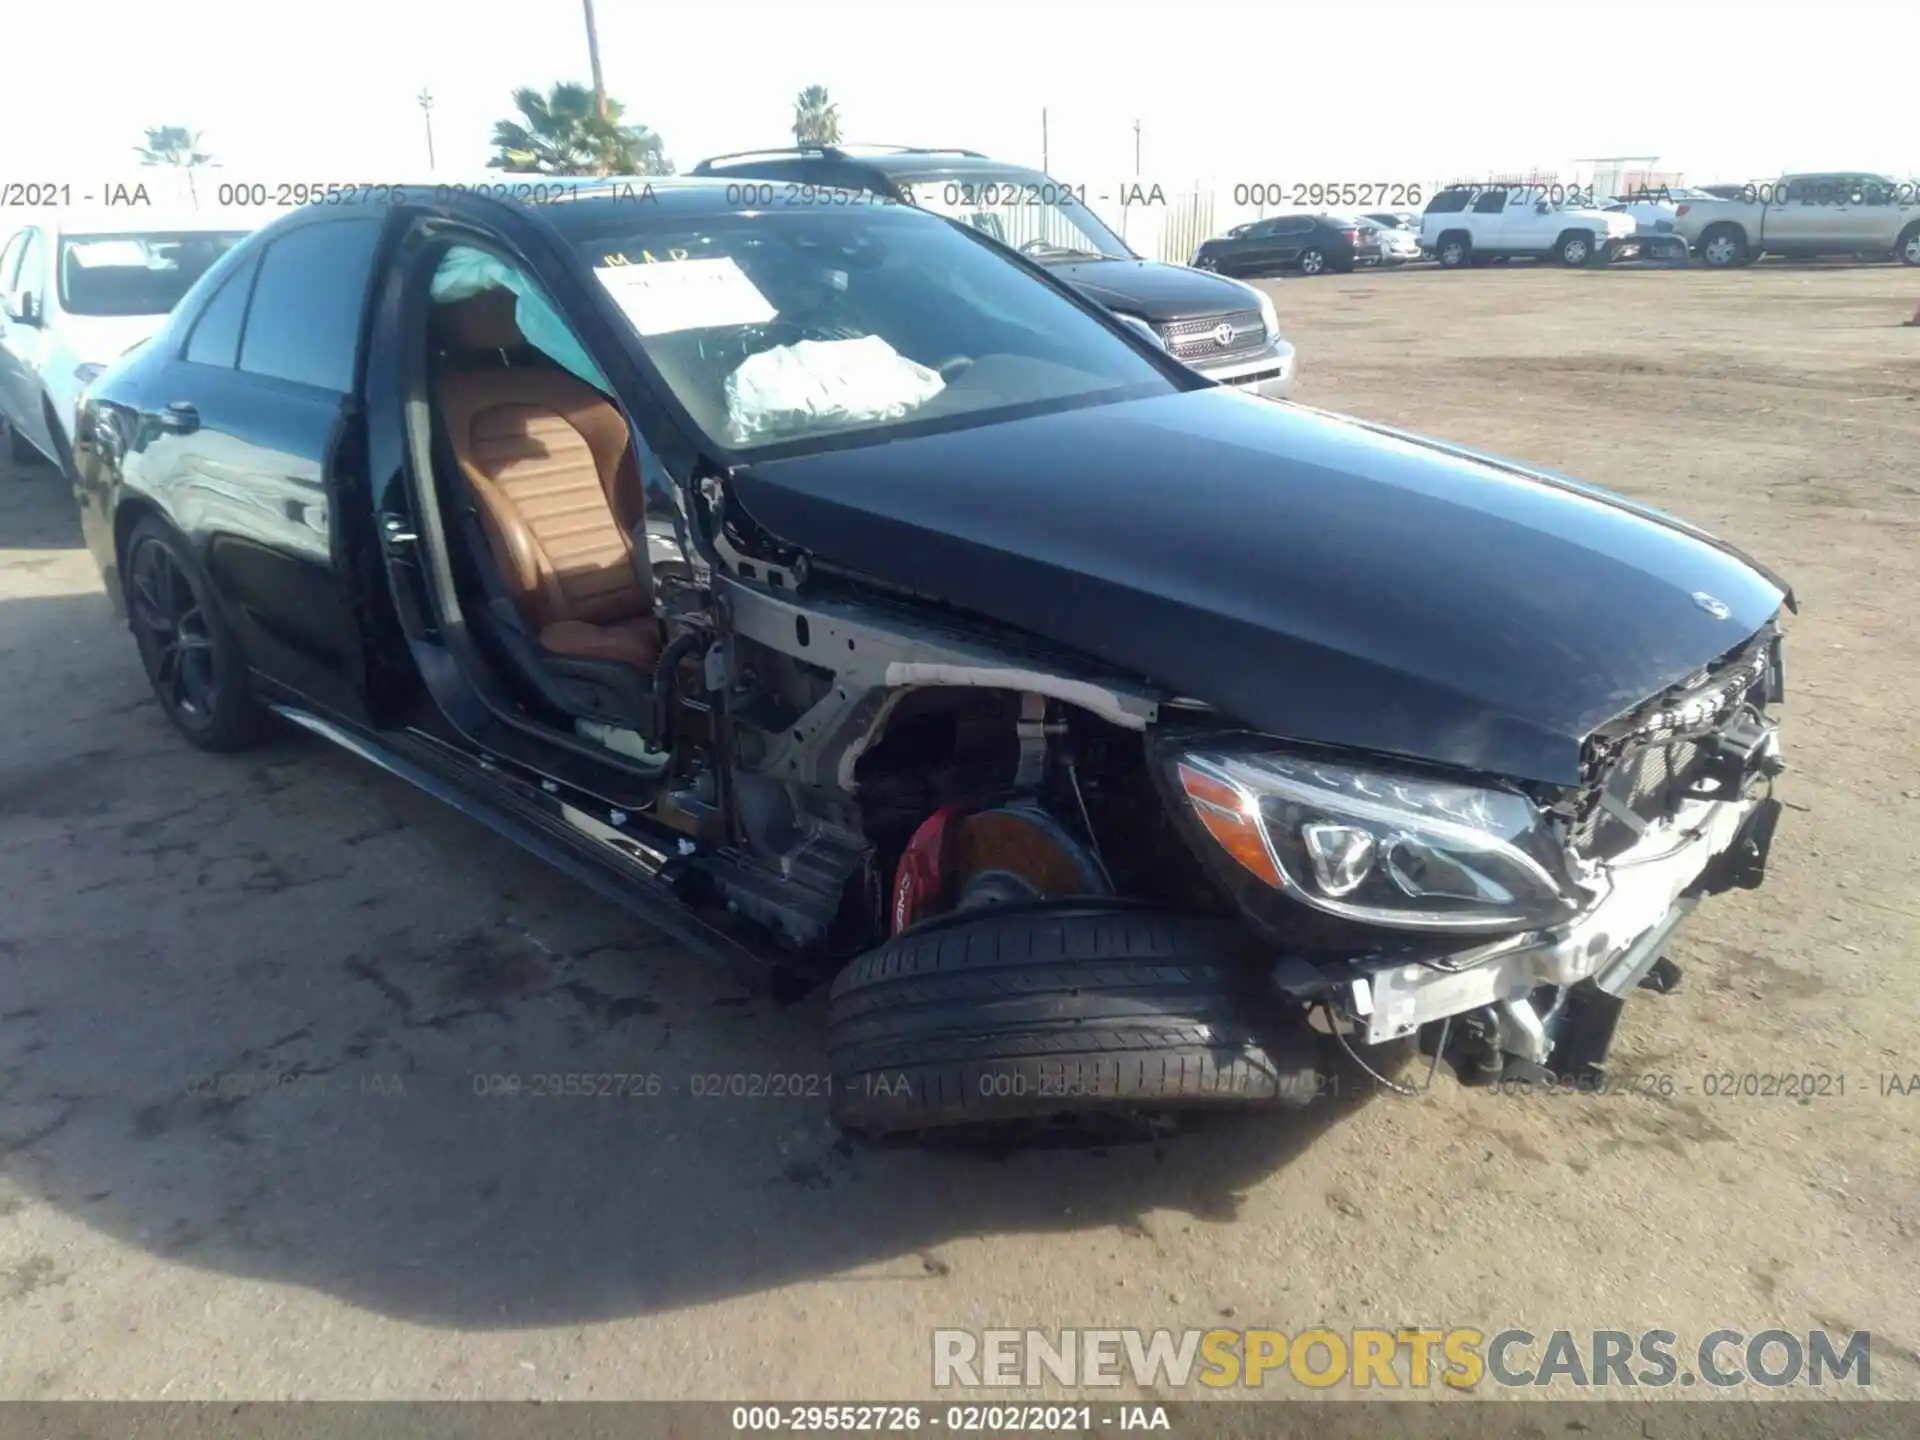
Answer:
932, 355, 974, 382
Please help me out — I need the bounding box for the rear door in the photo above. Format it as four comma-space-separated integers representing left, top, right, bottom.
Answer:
1764, 175, 1847, 252
1467, 187, 1512, 250
138, 215, 386, 718
1263, 217, 1314, 268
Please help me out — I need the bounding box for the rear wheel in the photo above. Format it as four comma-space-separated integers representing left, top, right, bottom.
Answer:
1298, 247, 1328, 276
123, 517, 266, 751
826, 905, 1323, 1135
1898, 223, 1920, 266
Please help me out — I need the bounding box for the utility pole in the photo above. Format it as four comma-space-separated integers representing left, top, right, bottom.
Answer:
583, 0, 609, 120
417, 89, 436, 172
1133, 118, 1141, 176
1041, 107, 1049, 173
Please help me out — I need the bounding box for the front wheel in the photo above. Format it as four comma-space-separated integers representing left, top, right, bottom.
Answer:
826, 905, 1323, 1135
1298, 247, 1327, 276
1436, 235, 1470, 268
123, 517, 266, 751
1898, 224, 1920, 266
1699, 226, 1750, 268
1557, 230, 1597, 266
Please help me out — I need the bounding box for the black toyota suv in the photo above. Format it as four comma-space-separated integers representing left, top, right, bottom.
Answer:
690, 145, 1296, 398
74, 182, 1791, 1138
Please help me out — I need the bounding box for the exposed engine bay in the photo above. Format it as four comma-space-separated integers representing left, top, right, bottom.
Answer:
627, 477, 1788, 1093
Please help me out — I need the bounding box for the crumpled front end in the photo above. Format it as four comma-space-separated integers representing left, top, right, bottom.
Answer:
1156, 620, 1789, 1083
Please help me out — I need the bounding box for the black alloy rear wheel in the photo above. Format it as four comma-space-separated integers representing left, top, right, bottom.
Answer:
123, 518, 265, 751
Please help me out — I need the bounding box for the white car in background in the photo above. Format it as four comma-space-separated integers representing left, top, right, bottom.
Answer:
1605, 186, 1719, 236
1360, 219, 1422, 264
0, 210, 254, 472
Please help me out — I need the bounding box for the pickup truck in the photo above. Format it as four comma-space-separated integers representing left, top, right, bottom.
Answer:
1674, 173, 1920, 267
1420, 185, 1639, 268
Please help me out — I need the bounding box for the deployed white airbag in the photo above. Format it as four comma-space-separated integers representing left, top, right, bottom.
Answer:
724, 336, 945, 444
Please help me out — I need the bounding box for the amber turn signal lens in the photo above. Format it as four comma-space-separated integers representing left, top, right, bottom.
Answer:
1176, 762, 1285, 889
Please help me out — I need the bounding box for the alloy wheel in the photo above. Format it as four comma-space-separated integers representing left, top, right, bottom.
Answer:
128, 537, 219, 725
1300, 249, 1326, 275
1902, 232, 1920, 265
1704, 235, 1739, 266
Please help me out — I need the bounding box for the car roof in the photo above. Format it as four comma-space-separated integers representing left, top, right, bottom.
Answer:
691, 145, 997, 177
11, 208, 259, 239
539, 175, 939, 226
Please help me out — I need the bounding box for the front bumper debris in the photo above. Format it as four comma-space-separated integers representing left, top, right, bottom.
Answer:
1294, 727, 1781, 1073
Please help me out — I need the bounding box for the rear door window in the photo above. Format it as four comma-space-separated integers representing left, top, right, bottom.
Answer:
182, 253, 261, 369
238, 218, 383, 393
1424, 190, 1470, 215
1471, 189, 1509, 215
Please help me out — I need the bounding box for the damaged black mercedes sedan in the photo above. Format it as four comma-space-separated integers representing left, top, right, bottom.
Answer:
70, 181, 1792, 1134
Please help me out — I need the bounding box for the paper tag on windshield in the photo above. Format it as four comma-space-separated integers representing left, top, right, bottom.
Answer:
594, 257, 775, 335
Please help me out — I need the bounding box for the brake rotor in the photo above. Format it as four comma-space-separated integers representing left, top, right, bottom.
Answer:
950, 803, 1109, 910
890, 801, 1109, 934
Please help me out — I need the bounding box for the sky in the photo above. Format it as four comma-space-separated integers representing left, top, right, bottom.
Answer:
0, 0, 1913, 200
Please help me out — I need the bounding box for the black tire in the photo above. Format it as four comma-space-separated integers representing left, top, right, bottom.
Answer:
1297, 247, 1328, 276
1556, 229, 1597, 267
826, 905, 1322, 1135
1698, 224, 1750, 268
122, 516, 266, 751
1435, 233, 1470, 268
1898, 223, 1920, 267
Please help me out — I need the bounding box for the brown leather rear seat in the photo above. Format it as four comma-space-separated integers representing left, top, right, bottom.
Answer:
433, 290, 663, 677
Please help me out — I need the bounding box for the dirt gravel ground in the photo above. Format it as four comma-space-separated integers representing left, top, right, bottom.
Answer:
1, 260, 1917, 1403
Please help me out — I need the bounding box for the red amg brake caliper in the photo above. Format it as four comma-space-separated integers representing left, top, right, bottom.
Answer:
889, 803, 970, 936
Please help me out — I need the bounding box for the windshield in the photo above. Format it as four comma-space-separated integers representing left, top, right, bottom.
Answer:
571, 201, 1175, 455
58, 231, 247, 317
891, 171, 1133, 263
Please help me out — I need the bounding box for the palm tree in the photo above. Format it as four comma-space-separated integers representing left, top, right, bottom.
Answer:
134, 125, 214, 204
792, 86, 841, 147
489, 82, 672, 176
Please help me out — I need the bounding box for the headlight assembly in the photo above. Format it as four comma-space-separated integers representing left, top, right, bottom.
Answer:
1256, 288, 1281, 342
1172, 749, 1581, 931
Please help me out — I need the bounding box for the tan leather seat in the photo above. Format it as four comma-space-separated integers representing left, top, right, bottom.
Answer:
434, 291, 663, 676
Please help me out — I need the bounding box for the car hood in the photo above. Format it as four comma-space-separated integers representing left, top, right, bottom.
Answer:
1043, 258, 1264, 322
1561, 207, 1639, 233
731, 390, 1789, 786
53, 312, 167, 368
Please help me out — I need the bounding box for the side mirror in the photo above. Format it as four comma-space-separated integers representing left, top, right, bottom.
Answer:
3, 290, 37, 325
1535, 201, 1551, 214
